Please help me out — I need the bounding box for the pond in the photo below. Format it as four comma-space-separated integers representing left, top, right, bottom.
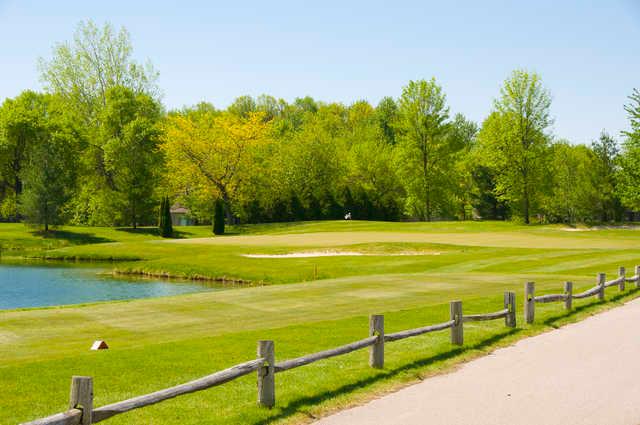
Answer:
0, 264, 222, 310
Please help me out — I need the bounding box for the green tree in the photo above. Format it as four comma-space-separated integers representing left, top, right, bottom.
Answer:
158, 196, 173, 237
395, 78, 455, 220
542, 142, 598, 224
376, 96, 398, 145
617, 89, 640, 212
448, 114, 479, 219
228, 95, 257, 118
591, 131, 621, 221
100, 86, 162, 228
39, 20, 159, 122
0, 91, 52, 219
213, 199, 225, 235
478, 70, 552, 223
19, 95, 78, 231
39, 20, 160, 225
163, 110, 271, 224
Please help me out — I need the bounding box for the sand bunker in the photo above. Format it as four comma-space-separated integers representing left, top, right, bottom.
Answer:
242, 251, 438, 258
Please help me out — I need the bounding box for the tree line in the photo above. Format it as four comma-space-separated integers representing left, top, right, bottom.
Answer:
1, 21, 639, 232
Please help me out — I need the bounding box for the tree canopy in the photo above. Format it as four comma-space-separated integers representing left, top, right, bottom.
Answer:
0, 22, 637, 229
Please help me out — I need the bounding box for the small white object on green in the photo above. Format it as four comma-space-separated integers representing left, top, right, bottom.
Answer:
91, 340, 109, 350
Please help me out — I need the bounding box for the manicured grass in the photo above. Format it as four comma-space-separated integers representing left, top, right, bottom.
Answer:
1, 220, 640, 424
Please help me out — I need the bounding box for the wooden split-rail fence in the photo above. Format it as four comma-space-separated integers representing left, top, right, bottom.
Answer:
23, 266, 639, 425
524, 266, 640, 323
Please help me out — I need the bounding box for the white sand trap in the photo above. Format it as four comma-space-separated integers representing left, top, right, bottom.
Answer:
242, 251, 438, 258
561, 228, 592, 232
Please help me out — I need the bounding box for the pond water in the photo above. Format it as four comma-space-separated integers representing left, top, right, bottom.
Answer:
0, 264, 221, 310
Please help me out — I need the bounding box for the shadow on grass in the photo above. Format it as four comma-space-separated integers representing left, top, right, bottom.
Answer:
114, 227, 160, 236
114, 227, 207, 239
254, 328, 521, 424
31, 230, 113, 245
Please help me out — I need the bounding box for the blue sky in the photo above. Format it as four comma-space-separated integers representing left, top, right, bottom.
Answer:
1, 0, 638, 144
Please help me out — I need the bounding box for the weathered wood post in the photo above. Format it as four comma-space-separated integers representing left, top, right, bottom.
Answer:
69, 376, 93, 425
564, 281, 573, 310
636, 265, 640, 289
504, 291, 516, 327
258, 340, 275, 408
524, 282, 535, 324
450, 301, 463, 345
619, 266, 626, 291
598, 272, 606, 301
369, 314, 384, 369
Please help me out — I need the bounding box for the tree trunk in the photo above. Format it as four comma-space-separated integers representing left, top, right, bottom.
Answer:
14, 177, 22, 197
221, 191, 234, 225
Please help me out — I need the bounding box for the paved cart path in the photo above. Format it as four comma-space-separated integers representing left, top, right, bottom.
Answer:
315, 298, 640, 425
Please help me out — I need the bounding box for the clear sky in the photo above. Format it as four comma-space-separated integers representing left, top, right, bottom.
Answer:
1, 0, 638, 144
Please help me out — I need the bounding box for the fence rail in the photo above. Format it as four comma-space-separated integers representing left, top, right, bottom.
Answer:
384, 319, 454, 342
274, 336, 378, 372
22, 265, 639, 425
463, 308, 509, 321
525, 266, 640, 324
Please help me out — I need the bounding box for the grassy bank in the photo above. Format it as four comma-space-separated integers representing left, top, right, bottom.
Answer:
1, 221, 640, 424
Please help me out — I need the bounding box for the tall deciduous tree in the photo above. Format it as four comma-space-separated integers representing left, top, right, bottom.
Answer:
0, 91, 45, 219
617, 89, 640, 212
162, 111, 271, 222
478, 70, 552, 223
100, 86, 162, 228
591, 131, 620, 221
395, 78, 455, 220
18, 95, 78, 231
39, 20, 159, 122
39, 20, 160, 225
542, 142, 598, 223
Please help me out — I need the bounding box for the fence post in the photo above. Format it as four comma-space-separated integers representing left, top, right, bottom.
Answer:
504, 291, 516, 327
69, 376, 93, 425
369, 314, 384, 369
257, 340, 275, 408
450, 300, 463, 345
636, 265, 640, 289
598, 273, 606, 301
564, 281, 573, 310
524, 282, 535, 324
619, 266, 626, 291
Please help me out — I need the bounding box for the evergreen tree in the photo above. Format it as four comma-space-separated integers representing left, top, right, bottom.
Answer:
213, 199, 225, 235
158, 196, 173, 237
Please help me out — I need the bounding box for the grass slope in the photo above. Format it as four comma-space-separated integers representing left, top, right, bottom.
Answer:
1, 220, 640, 424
